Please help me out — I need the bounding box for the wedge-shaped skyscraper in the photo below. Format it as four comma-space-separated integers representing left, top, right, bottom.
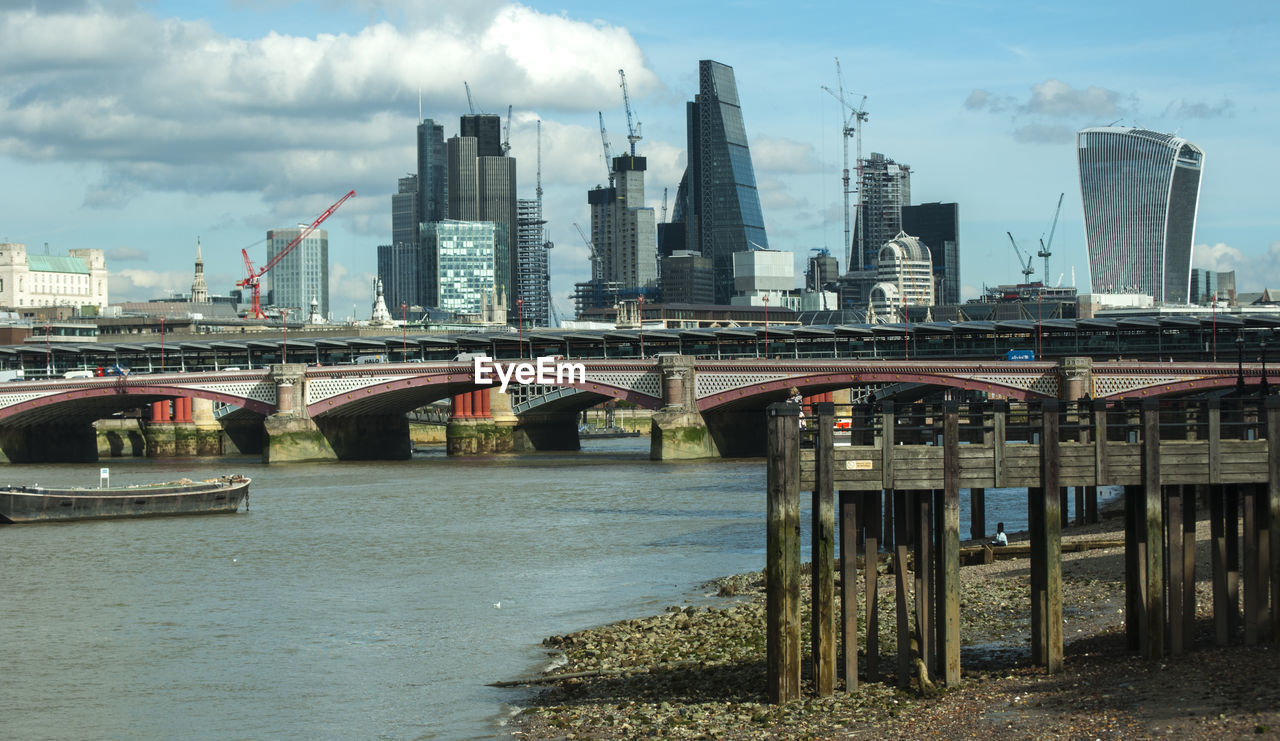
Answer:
675, 60, 769, 305
1077, 127, 1204, 304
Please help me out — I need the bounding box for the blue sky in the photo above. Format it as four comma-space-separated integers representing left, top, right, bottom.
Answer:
1, 0, 1277, 319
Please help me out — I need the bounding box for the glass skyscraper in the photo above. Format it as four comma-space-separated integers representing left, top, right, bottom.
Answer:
677, 60, 769, 305
421, 221, 508, 316
1077, 127, 1204, 304
266, 226, 328, 317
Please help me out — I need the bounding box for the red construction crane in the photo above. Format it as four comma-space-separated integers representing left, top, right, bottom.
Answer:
237, 190, 355, 319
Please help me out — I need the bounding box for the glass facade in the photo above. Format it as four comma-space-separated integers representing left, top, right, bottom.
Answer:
1077, 127, 1203, 304
266, 227, 328, 317
422, 221, 508, 316
377, 242, 419, 311
678, 60, 770, 305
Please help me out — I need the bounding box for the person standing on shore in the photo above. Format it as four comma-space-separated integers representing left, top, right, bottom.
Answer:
991, 522, 1008, 546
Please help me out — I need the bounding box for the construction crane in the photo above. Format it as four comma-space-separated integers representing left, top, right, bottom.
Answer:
574, 222, 601, 281
618, 68, 642, 156
502, 104, 512, 155
1038, 192, 1064, 284
537, 120, 554, 326
597, 111, 615, 185
237, 190, 355, 320
464, 82, 476, 114
821, 58, 869, 271
1007, 231, 1036, 283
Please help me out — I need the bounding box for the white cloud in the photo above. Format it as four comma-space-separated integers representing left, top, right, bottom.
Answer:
109, 268, 189, 302
328, 262, 378, 317
1193, 242, 1245, 272
1023, 79, 1126, 118
1193, 242, 1280, 292
750, 136, 823, 174
106, 246, 147, 262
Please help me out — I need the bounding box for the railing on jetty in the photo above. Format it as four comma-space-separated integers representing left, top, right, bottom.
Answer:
764, 396, 1280, 704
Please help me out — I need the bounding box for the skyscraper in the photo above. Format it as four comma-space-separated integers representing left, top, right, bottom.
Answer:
266, 226, 328, 317
377, 242, 418, 312
901, 202, 959, 305
675, 60, 769, 304
853, 152, 912, 272
421, 221, 507, 316
391, 174, 419, 250
417, 119, 447, 224
1077, 127, 1204, 304
517, 197, 550, 327
441, 121, 518, 312
589, 155, 658, 297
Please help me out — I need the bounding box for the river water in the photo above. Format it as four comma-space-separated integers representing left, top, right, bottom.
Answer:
0, 437, 1085, 740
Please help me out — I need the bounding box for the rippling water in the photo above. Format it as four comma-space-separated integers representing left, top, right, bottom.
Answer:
0, 438, 1104, 739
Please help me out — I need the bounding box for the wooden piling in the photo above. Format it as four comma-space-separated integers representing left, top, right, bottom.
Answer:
1030, 400, 1063, 671
1168, 483, 1185, 654
893, 489, 910, 688
1141, 399, 1165, 661
839, 491, 858, 690
881, 401, 895, 549
1211, 484, 1230, 645
1124, 484, 1141, 651
970, 487, 985, 541
1244, 483, 1260, 645
1183, 484, 1197, 646
812, 402, 836, 696
1227, 485, 1241, 638
765, 402, 801, 704
1086, 486, 1099, 524
863, 491, 881, 682
940, 403, 961, 685
1269, 397, 1280, 641
914, 491, 933, 676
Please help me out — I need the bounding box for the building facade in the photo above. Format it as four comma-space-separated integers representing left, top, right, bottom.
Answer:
0, 243, 108, 312
417, 119, 447, 225
868, 232, 933, 322
660, 250, 715, 304
853, 152, 912, 273
589, 155, 658, 299
447, 122, 518, 312
516, 198, 551, 327
676, 60, 769, 304
730, 249, 793, 306
376, 242, 419, 312
266, 226, 328, 317
901, 202, 959, 305
421, 221, 508, 317
1077, 127, 1204, 304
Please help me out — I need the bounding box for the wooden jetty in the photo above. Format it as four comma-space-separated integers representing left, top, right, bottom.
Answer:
764, 396, 1280, 704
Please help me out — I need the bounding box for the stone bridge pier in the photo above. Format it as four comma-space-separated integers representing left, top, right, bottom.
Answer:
650, 354, 718, 460
264, 364, 410, 463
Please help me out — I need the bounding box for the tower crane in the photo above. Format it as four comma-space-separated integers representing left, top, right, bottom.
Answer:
821, 58, 869, 271
597, 111, 615, 186
238, 190, 355, 320
1007, 231, 1036, 283
537, 120, 554, 325
502, 104, 513, 155
464, 81, 476, 114
618, 68, 642, 156
574, 222, 601, 282
1038, 192, 1064, 284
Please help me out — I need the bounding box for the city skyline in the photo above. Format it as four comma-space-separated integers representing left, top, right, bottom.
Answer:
0, 1, 1275, 318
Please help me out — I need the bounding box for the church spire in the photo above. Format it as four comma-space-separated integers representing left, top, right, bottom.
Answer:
190, 237, 209, 303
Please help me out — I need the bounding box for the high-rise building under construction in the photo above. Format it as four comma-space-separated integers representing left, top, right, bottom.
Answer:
853, 152, 911, 272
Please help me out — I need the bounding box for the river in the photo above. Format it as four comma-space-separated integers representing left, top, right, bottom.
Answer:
0, 437, 1086, 740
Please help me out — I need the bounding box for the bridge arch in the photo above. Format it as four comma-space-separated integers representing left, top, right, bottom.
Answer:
0, 381, 275, 426
697, 370, 1055, 411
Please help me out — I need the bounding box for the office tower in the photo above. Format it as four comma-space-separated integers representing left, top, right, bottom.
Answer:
1077, 127, 1204, 304
444, 126, 518, 312
517, 198, 550, 327
868, 232, 933, 321
589, 155, 658, 296
731, 249, 793, 306
392, 174, 420, 250
806, 250, 838, 292
421, 221, 507, 316
461, 114, 504, 157
674, 60, 769, 304
901, 202, 959, 305
190, 238, 208, 303
660, 251, 715, 304
266, 226, 328, 317
377, 242, 418, 311
417, 119, 447, 225
853, 152, 911, 272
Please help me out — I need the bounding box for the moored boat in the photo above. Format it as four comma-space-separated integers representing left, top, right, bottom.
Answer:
0, 475, 250, 524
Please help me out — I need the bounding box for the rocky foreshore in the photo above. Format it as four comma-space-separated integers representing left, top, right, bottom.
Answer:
506, 514, 1280, 739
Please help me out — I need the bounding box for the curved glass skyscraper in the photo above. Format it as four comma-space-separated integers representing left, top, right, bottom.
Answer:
677, 60, 769, 305
1077, 127, 1204, 304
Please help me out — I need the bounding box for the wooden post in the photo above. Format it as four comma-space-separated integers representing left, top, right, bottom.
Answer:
839, 491, 859, 690
914, 491, 933, 676
766, 402, 802, 703
1031, 399, 1063, 671
1093, 398, 1110, 487
893, 489, 910, 688
863, 491, 881, 682
1141, 399, 1165, 660
992, 401, 1007, 488
1208, 397, 1222, 486
1244, 483, 1260, 645
1075, 487, 1086, 526
1124, 484, 1141, 651
1086, 486, 1099, 524
1227, 485, 1241, 638
939, 402, 961, 685
1060, 488, 1070, 528
1183, 484, 1198, 646
1211, 484, 1230, 645
1168, 483, 1185, 654
812, 402, 836, 696
1269, 396, 1280, 641
970, 487, 986, 541
881, 401, 896, 549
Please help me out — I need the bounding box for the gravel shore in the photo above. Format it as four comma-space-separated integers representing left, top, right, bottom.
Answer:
507, 509, 1280, 739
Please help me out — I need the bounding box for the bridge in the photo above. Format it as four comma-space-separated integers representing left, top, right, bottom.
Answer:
0, 353, 1274, 463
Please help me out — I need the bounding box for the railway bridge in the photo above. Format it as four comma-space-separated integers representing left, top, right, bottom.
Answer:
0, 355, 1270, 463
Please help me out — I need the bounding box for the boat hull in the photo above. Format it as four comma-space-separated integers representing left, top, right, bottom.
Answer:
0, 477, 250, 524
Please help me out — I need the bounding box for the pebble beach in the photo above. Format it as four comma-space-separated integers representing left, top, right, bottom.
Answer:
506, 508, 1280, 739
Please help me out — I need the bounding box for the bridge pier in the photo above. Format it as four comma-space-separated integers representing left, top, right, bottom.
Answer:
649, 355, 718, 460
263, 365, 337, 463
448, 388, 522, 454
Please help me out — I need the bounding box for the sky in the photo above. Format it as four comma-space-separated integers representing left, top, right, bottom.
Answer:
1, 0, 1277, 321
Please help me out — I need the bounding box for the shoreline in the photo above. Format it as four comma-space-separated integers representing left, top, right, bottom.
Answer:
505, 506, 1280, 739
